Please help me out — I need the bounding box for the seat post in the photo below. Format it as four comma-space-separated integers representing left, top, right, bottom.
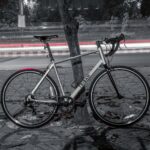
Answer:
44, 41, 54, 61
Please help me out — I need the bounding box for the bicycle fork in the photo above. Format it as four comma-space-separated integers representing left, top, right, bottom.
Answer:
105, 66, 123, 99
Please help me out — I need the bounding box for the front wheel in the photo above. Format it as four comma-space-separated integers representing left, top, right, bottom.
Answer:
89, 66, 150, 127
1, 69, 59, 128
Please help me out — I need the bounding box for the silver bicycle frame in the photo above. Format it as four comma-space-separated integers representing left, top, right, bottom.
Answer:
31, 46, 107, 100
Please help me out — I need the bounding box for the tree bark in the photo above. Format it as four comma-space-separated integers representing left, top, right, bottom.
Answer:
57, 0, 92, 125
0, 0, 8, 8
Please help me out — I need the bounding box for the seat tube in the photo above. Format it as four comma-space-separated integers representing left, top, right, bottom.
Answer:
53, 63, 65, 96
31, 63, 54, 95
45, 42, 54, 61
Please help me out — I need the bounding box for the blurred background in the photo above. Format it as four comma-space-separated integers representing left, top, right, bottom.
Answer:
0, 0, 150, 44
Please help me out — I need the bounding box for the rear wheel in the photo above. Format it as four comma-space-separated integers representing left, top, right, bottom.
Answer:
89, 66, 150, 126
1, 69, 59, 128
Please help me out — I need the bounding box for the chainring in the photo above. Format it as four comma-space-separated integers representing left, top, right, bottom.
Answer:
59, 96, 75, 116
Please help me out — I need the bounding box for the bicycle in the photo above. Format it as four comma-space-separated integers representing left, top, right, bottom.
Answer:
1, 34, 150, 128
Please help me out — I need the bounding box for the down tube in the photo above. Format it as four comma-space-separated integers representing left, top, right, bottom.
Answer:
71, 60, 103, 99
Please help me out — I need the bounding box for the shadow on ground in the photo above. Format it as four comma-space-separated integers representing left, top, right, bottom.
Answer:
0, 123, 150, 150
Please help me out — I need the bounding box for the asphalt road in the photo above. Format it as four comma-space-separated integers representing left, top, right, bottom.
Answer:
0, 52, 150, 70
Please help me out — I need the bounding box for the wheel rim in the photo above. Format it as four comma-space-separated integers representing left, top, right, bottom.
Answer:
90, 67, 149, 126
2, 70, 59, 128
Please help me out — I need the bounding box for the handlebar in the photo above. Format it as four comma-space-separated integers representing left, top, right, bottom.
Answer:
96, 33, 125, 57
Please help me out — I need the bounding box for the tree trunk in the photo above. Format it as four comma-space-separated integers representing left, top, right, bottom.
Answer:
0, 0, 8, 7
57, 0, 92, 125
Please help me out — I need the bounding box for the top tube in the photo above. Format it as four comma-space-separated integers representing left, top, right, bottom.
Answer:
55, 50, 98, 65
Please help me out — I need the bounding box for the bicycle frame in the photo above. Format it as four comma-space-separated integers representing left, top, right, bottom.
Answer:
31, 46, 107, 100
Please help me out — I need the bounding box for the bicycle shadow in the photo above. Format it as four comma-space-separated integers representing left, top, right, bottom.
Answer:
0, 124, 150, 150
62, 126, 150, 150
104, 126, 150, 150
0, 127, 64, 150
62, 126, 115, 150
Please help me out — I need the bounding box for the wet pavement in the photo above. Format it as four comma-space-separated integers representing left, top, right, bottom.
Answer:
0, 66, 150, 149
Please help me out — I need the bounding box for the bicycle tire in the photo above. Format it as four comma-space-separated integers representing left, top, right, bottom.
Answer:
89, 66, 150, 127
1, 69, 59, 128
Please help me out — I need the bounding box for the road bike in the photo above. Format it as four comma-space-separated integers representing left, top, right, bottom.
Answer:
1, 34, 150, 128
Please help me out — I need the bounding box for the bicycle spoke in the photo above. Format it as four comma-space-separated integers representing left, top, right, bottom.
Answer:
13, 106, 27, 118
90, 66, 149, 126
2, 70, 59, 128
